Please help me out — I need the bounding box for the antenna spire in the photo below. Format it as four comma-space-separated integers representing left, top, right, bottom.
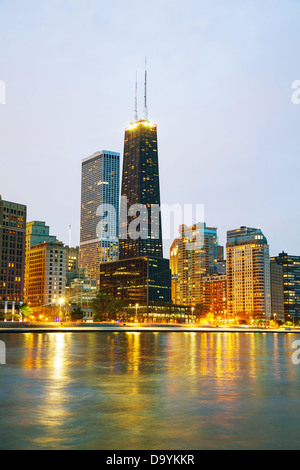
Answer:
134, 71, 138, 122
144, 57, 148, 121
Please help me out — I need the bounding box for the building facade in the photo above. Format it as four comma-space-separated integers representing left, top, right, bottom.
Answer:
170, 223, 218, 306
100, 256, 171, 306
226, 227, 271, 320
270, 260, 285, 321
203, 274, 227, 319
271, 252, 300, 320
80, 150, 120, 280
25, 242, 67, 310
0, 196, 27, 312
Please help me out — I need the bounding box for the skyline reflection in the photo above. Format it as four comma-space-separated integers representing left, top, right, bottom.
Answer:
0, 332, 299, 450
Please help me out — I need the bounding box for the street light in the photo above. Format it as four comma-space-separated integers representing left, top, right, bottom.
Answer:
135, 304, 139, 324
191, 307, 195, 325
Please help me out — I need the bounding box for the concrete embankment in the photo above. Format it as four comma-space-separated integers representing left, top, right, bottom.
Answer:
0, 322, 299, 334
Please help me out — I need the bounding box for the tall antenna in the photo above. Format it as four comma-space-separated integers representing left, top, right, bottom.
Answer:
134, 71, 138, 122
68, 225, 72, 247
144, 56, 148, 121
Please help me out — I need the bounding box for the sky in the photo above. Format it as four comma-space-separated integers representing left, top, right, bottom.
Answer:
0, 0, 300, 258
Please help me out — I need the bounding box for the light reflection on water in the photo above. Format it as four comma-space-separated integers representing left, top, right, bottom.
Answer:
0, 332, 299, 450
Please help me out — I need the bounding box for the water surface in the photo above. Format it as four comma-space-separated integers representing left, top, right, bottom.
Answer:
0, 332, 299, 450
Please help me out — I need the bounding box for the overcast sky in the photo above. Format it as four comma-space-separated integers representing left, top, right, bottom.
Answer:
1, 0, 300, 258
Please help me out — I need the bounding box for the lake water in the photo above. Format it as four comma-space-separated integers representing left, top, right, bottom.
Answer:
0, 332, 299, 450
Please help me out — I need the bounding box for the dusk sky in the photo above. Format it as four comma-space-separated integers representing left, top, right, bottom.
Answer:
1, 0, 300, 257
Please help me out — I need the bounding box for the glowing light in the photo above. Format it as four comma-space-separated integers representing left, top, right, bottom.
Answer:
126, 120, 156, 131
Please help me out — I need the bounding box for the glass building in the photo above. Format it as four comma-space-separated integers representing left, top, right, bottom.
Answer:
80, 150, 120, 280
100, 256, 171, 306
271, 252, 300, 320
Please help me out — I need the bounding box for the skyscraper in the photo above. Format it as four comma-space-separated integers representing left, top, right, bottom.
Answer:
226, 226, 271, 320
0, 196, 27, 313
119, 121, 162, 259
80, 150, 120, 280
99, 73, 171, 307
271, 252, 300, 320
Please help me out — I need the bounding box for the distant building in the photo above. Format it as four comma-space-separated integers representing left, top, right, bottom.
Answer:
66, 246, 79, 272
65, 245, 80, 285
217, 245, 224, 261
79, 150, 120, 280
25, 241, 67, 310
0, 196, 27, 312
170, 223, 218, 306
65, 276, 97, 307
271, 252, 300, 320
269, 259, 285, 321
170, 238, 179, 305
226, 226, 271, 320
217, 259, 226, 275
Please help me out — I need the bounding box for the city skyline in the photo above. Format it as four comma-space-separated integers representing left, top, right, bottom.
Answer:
1, 1, 300, 259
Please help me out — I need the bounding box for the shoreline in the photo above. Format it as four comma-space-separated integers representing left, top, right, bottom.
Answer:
0, 322, 299, 334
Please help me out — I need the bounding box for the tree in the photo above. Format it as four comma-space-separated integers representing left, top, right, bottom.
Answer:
19, 303, 33, 319
90, 292, 126, 322
194, 303, 208, 321
70, 306, 84, 322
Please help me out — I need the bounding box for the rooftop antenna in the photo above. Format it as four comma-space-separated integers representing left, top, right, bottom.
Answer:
134, 71, 138, 122
68, 225, 72, 247
144, 56, 149, 121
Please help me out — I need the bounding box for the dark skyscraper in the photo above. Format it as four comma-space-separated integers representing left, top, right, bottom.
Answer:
100, 72, 171, 307
119, 121, 162, 259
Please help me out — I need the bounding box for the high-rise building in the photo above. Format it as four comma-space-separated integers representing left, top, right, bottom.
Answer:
271, 252, 300, 320
269, 259, 285, 321
226, 226, 271, 320
170, 223, 218, 306
26, 221, 57, 255
80, 150, 120, 280
0, 196, 27, 312
100, 78, 171, 307
119, 121, 162, 259
25, 241, 67, 310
